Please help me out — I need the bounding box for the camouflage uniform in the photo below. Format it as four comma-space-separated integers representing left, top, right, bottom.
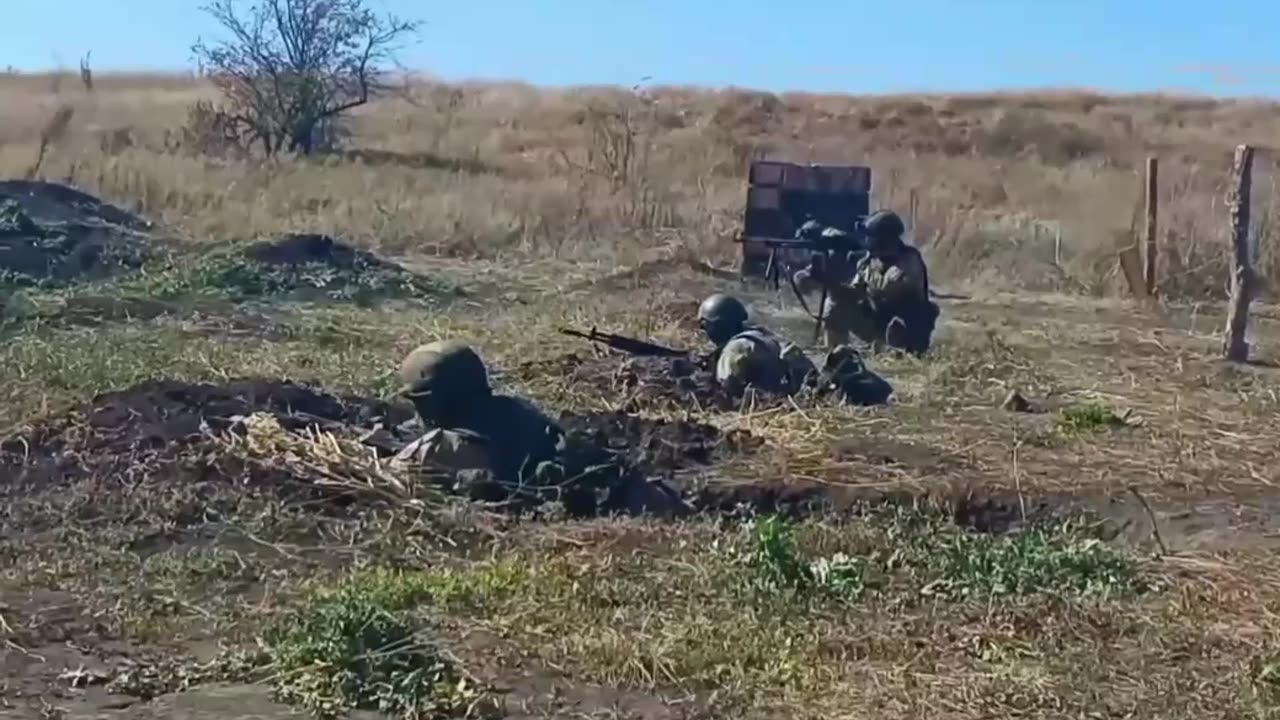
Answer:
794, 211, 938, 355
393, 340, 567, 501
697, 293, 817, 395
790, 226, 872, 350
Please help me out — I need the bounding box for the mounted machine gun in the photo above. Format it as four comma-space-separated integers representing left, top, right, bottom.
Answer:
732, 160, 874, 341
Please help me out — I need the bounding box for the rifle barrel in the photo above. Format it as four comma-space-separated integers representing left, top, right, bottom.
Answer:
558, 327, 687, 357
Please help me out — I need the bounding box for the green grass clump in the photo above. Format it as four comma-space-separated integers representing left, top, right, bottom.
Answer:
120, 250, 459, 305
1055, 399, 1132, 433
918, 520, 1143, 599
743, 515, 867, 600
743, 506, 1145, 603
260, 569, 474, 719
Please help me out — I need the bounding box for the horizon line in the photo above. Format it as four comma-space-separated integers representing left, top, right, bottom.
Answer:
6, 66, 1279, 103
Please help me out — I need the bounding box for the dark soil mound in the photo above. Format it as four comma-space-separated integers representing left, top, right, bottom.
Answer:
0, 180, 150, 230
245, 233, 393, 270
0, 180, 152, 286
0, 379, 1055, 529
0, 378, 765, 520
514, 349, 894, 413
0, 379, 417, 490
559, 409, 763, 479
513, 352, 792, 414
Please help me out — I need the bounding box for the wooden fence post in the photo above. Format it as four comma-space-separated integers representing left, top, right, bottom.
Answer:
1143, 157, 1158, 296
1222, 144, 1255, 362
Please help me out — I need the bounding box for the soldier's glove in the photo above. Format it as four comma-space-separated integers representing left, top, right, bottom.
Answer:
859, 271, 882, 292
882, 265, 903, 286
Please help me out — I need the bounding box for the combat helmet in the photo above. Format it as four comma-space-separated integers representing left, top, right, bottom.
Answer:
397, 340, 491, 417
863, 210, 906, 245
697, 293, 749, 345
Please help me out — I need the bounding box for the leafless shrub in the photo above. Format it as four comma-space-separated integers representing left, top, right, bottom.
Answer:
99, 127, 135, 156
165, 99, 250, 158
25, 105, 75, 178
578, 97, 650, 190
426, 85, 465, 154
190, 0, 419, 157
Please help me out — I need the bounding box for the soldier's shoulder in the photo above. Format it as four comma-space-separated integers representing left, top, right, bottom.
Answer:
487, 394, 564, 431
740, 325, 799, 354
736, 325, 780, 342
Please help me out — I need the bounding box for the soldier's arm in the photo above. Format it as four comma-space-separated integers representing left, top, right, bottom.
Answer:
881, 251, 928, 300
778, 343, 818, 390
792, 266, 820, 295
849, 255, 877, 290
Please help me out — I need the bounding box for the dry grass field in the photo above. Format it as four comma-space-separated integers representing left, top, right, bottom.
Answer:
2, 71, 1280, 719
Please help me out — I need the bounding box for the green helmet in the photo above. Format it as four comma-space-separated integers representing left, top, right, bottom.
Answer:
697, 293, 748, 326
698, 293, 749, 346
397, 340, 490, 403
863, 210, 905, 242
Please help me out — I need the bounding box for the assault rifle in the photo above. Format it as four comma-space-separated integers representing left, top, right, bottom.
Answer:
558, 326, 690, 358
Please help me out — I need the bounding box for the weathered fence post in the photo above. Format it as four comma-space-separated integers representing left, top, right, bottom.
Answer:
78, 52, 93, 93
1222, 144, 1255, 362
1143, 157, 1158, 296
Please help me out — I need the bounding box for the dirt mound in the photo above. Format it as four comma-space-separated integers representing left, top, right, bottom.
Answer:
516, 349, 894, 412
0, 378, 764, 520
514, 352, 793, 413
559, 409, 763, 478
0, 180, 150, 230
245, 232, 394, 270
3, 378, 416, 462
1, 378, 1064, 529
0, 180, 152, 286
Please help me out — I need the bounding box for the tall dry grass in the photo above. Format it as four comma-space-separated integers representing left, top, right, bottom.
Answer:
1, 70, 1278, 299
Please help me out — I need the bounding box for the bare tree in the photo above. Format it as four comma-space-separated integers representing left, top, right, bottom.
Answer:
190, 0, 419, 156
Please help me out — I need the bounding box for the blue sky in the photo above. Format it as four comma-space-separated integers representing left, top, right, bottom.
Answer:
6, 0, 1280, 97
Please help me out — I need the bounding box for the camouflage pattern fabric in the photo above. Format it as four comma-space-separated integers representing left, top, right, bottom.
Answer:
442, 394, 564, 483
796, 244, 938, 355
394, 427, 490, 471
852, 244, 939, 355
394, 340, 569, 497
850, 246, 929, 306
714, 328, 816, 395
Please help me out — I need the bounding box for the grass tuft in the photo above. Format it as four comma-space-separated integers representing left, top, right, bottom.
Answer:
742, 515, 867, 599
1055, 399, 1133, 433
260, 569, 474, 719
919, 521, 1145, 599
117, 248, 460, 306
741, 507, 1146, 603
